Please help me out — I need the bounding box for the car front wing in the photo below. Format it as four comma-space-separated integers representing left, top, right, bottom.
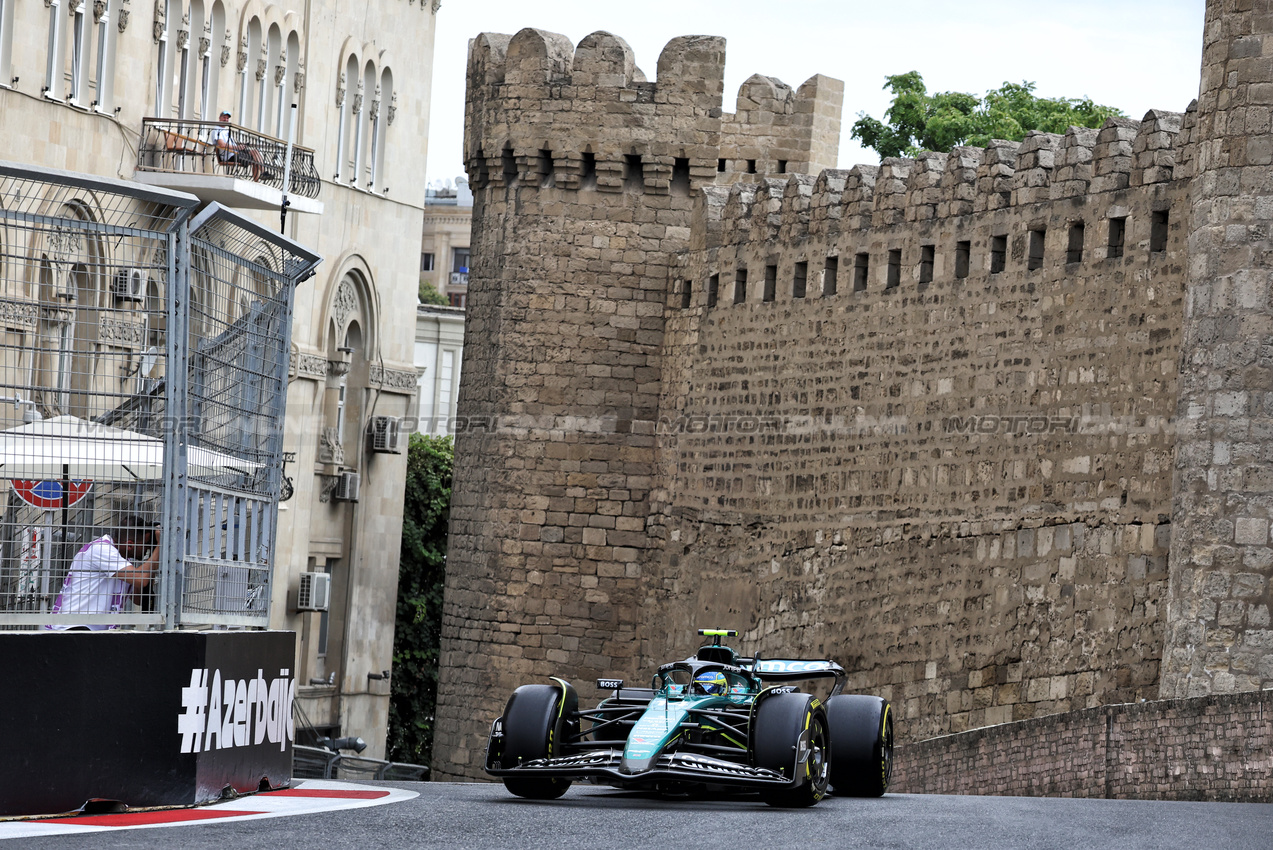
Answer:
485, 747, 791, 789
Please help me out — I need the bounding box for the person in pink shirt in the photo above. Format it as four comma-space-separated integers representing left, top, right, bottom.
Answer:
46, 515, 160, 631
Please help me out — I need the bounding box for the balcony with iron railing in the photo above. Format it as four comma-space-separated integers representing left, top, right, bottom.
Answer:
134, 118, 324, 214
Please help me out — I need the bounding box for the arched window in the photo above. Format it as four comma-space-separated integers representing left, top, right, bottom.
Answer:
45, 0, 68, 100
370, 67, 392, 193
259, 24, 279, 131
36, 258, 74, 415
145, 279, 164, 349
93, 0, 119, 112
335, 53, 358, 183
189, 245, 216, 341
354, 60, 374, 187
278, 30, 298, 138
238, 17, 261, 127
201, 2, 225, 117
68, 261, 101, 418
0, 0, 13, 90
68, 0, 93, 105
336, 323, 362, 449
154, 0, 177, 115
180, 0, 205, 119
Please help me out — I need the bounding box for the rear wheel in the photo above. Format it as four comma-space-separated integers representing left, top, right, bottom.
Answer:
826, 694, 892, 797
499, 684, 572, 800
752, 692, 830, 807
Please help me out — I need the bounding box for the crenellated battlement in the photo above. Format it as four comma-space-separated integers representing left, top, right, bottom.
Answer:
464, 29, 843, 196
692, 110, 1188, 252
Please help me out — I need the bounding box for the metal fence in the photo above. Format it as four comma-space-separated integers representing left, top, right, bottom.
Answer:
137, 118, 322, 200
291, 745, 429, 782
0, 161, 319, 629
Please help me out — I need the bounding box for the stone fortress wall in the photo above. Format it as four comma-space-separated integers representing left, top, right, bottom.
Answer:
650, 112, 1191, 746
434, 0, 1273, 783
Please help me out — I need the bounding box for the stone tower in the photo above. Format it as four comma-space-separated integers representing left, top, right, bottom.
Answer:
431, 28, 842, 778
1160, 0, 1273, 698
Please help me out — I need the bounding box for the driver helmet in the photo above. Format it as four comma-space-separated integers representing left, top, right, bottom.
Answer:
695, 670, 727, 695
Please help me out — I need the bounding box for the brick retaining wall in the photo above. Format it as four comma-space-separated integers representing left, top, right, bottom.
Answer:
891, 690, 1272, 801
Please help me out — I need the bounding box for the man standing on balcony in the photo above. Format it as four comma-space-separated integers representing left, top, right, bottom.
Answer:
214, 111, 272, 182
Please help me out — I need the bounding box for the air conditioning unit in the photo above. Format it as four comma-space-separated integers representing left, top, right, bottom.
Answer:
297, 571, 331, 612
111, 268, 146, 302
333, 470, 360, 502
368, 416, 402, 453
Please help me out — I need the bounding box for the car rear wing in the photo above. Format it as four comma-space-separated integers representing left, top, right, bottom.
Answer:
740, 658, 847, 695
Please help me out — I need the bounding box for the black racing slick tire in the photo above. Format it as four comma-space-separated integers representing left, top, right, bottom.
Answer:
499, 684, 573, 800
826, 694, 893, 797
752, 692, 831, 807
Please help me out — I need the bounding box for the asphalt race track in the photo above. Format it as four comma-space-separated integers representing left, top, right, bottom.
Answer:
12, 782, 1273, 849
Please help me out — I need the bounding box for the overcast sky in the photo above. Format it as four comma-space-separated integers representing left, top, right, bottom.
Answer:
424, 0, 1206, 185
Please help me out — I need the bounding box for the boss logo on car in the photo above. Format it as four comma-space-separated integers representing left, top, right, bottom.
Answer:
597, 678, 624, 690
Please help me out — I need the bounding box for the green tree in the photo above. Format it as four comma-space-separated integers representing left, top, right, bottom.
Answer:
851, 72, 1125, 159
419, 277, 449, 306
386, 432, 453, 768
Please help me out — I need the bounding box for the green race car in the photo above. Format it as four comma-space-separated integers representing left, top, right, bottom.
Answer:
484, 630, 893, 806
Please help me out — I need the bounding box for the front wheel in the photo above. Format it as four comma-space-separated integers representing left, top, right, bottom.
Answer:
499, 684, 573, 800
826, 694, 892, 797
752, 692, 830, 807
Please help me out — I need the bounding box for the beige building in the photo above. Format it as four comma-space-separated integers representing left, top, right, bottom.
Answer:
413, 303, 464, 436
420, 179, 471, 308
0, 0, 437, 757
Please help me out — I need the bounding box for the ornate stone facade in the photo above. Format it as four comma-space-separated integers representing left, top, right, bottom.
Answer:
0, 0, 436, 761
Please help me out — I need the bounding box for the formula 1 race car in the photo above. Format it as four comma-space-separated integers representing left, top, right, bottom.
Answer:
484, 630, 893, 806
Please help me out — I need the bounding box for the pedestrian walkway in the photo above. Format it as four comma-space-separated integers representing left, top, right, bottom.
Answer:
0, 780, 416, 841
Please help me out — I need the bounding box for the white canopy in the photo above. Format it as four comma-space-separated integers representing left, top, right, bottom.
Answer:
0, 415, 260, 482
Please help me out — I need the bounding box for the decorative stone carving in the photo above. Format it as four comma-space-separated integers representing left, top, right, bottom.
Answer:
369, 365, 418, 393
387, 91, 398, 126
38, 305, 74, 325
273, 62, 286, 88
93, 0, 107, 24
237, 35, 248, 73
327, 357, 351, 379
0, 299, 39, 330
99, 316, 145, 346
45, 225, 82, 264
220, 29, 231, 67
369, 87, 381, 121
335, 71, 346, 107
255, 58, 267, 82
294, 58, 305, 94
176, 11, 189, 51
317, 472, 342, 503
352, 80, 364, 115
318, 427, 344, 466
152, 0, 164, 42
332, 279, 357, 330
432, 0, 441, 12
295, 352, 328, 379
198, 35, 210, 57
117, 0, 129, 32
